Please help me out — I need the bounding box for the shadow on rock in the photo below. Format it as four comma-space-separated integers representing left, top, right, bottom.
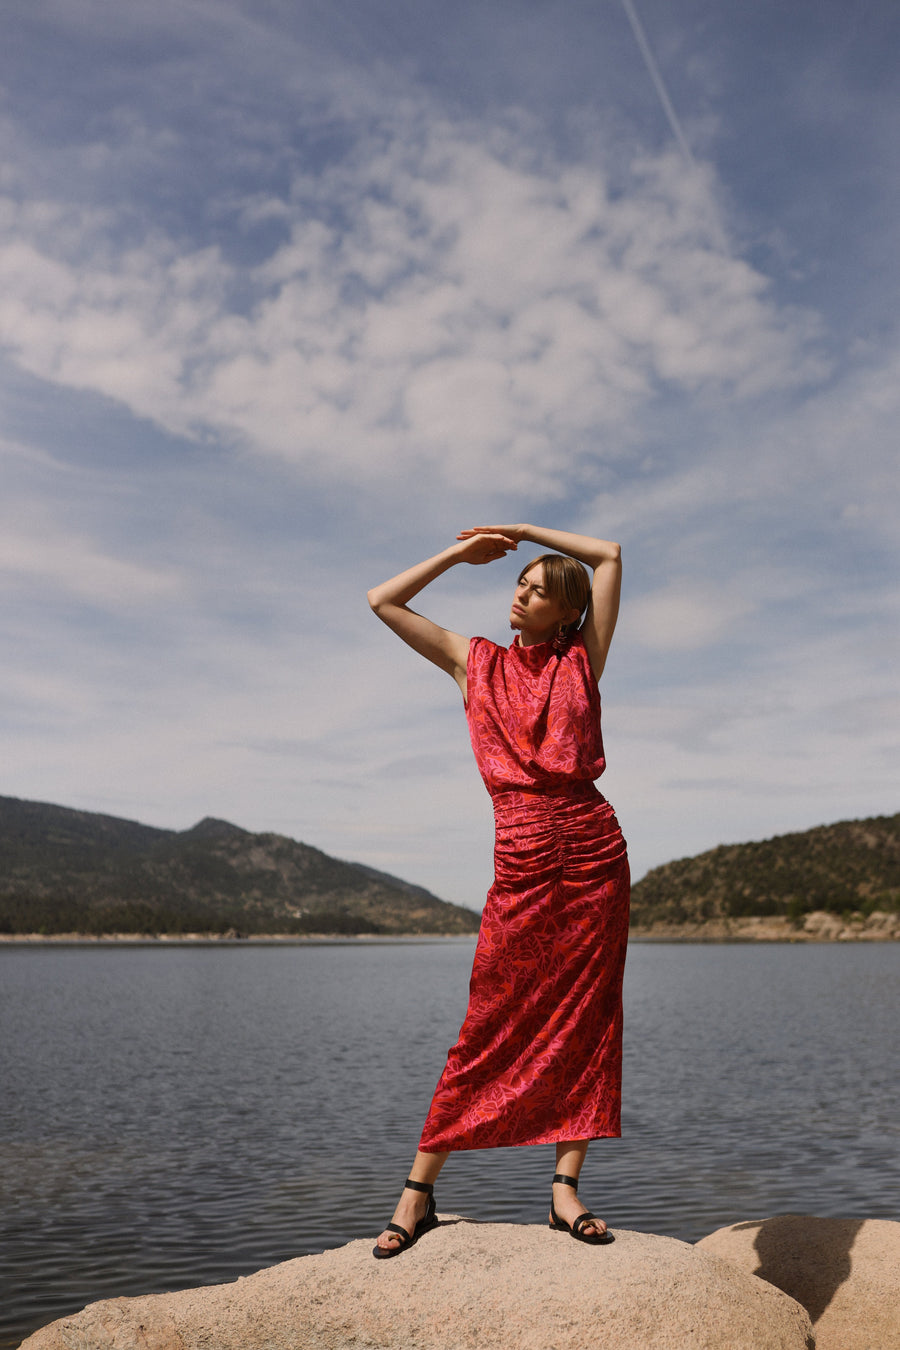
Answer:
736, 1215, 865, 1325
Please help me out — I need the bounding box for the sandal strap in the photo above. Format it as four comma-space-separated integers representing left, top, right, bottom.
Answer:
383, 1222, 411, 1244
404, 1178, 434, 1195
573, 1211, 600, 1235
552, 1173, 579, 1189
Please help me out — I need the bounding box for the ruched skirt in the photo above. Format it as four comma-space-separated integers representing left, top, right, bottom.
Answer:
419, 783, 630, 1151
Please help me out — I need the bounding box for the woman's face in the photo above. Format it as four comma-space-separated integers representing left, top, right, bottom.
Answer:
509, 564, 578, 644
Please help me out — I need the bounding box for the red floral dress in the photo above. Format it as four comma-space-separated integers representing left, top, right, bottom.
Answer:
418, 632, 630, 1151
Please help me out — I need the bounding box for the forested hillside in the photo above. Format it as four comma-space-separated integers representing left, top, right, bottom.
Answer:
630, 812, 900, 927
0, 795, 480, 936
5, 795, 897, 939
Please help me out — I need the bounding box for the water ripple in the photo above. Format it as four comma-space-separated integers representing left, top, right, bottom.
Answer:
2, 940, 898, 1348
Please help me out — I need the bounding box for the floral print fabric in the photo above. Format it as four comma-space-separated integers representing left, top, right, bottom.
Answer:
463, 633, 607, 792
418, 634, 630, 1152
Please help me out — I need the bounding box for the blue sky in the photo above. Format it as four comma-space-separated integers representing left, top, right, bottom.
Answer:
1, 0, 897, 910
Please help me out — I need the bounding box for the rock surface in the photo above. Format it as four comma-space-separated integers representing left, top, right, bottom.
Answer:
697, 1215, 900, 1350
21, 1219, 814, 1350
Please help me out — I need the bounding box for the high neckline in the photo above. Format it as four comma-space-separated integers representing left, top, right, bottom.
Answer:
510, 634, 554, 649
509, 634, 559, 662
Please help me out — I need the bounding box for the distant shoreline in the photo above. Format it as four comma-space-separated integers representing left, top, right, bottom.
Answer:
2, 909, 898, 944
0, 932, 477, 946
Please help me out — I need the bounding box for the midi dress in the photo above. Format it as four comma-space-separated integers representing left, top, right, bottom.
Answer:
418, 631, 630, 1152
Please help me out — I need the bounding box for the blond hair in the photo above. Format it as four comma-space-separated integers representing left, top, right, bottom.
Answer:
517, 554, 591, 626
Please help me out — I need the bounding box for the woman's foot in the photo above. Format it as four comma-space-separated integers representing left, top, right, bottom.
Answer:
549, 1176, 609, 1242
374, 1181, 436, 1256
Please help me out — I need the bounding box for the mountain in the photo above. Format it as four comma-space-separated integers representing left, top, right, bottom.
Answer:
0, 795, 481, 936
630, 812, 900, 929
6, 796, 896, 940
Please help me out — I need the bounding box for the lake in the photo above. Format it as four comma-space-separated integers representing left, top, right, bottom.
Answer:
1, 939, 898, 1348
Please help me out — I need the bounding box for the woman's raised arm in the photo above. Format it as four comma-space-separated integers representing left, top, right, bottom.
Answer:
457, 524, 622, 681
368, 532, 518, 693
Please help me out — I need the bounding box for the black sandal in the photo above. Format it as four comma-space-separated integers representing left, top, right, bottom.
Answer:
549, 1172, 613, 1245
372, 1178, 439, 1259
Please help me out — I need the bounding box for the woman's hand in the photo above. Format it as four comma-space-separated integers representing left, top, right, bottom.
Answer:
455, 531, 519, 565
457, 525, 528, 546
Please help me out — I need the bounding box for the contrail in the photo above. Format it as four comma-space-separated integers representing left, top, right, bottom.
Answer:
619, 0, 695, 166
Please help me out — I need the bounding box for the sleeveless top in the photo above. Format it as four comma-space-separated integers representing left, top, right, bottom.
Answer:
464, 632, 606, 795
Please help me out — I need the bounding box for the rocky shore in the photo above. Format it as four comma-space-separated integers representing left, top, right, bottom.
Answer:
629, 908, 900, 942
20, 1214, 899, 1350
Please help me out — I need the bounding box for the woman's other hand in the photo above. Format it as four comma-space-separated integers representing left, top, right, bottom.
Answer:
455, 531, 519, 565
458, 525, 527, 546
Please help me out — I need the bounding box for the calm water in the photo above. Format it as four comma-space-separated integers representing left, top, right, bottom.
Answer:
2, 940, 899, 1348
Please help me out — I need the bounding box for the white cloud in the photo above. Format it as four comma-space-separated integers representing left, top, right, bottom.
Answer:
623, 580, 755, 651
0, 530, 177, 605
0, 475, 181, 609
604, 613, 899, 874
0, 104, 828, 502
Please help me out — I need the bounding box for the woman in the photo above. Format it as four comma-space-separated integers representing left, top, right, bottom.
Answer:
367, 523, 630, 1257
